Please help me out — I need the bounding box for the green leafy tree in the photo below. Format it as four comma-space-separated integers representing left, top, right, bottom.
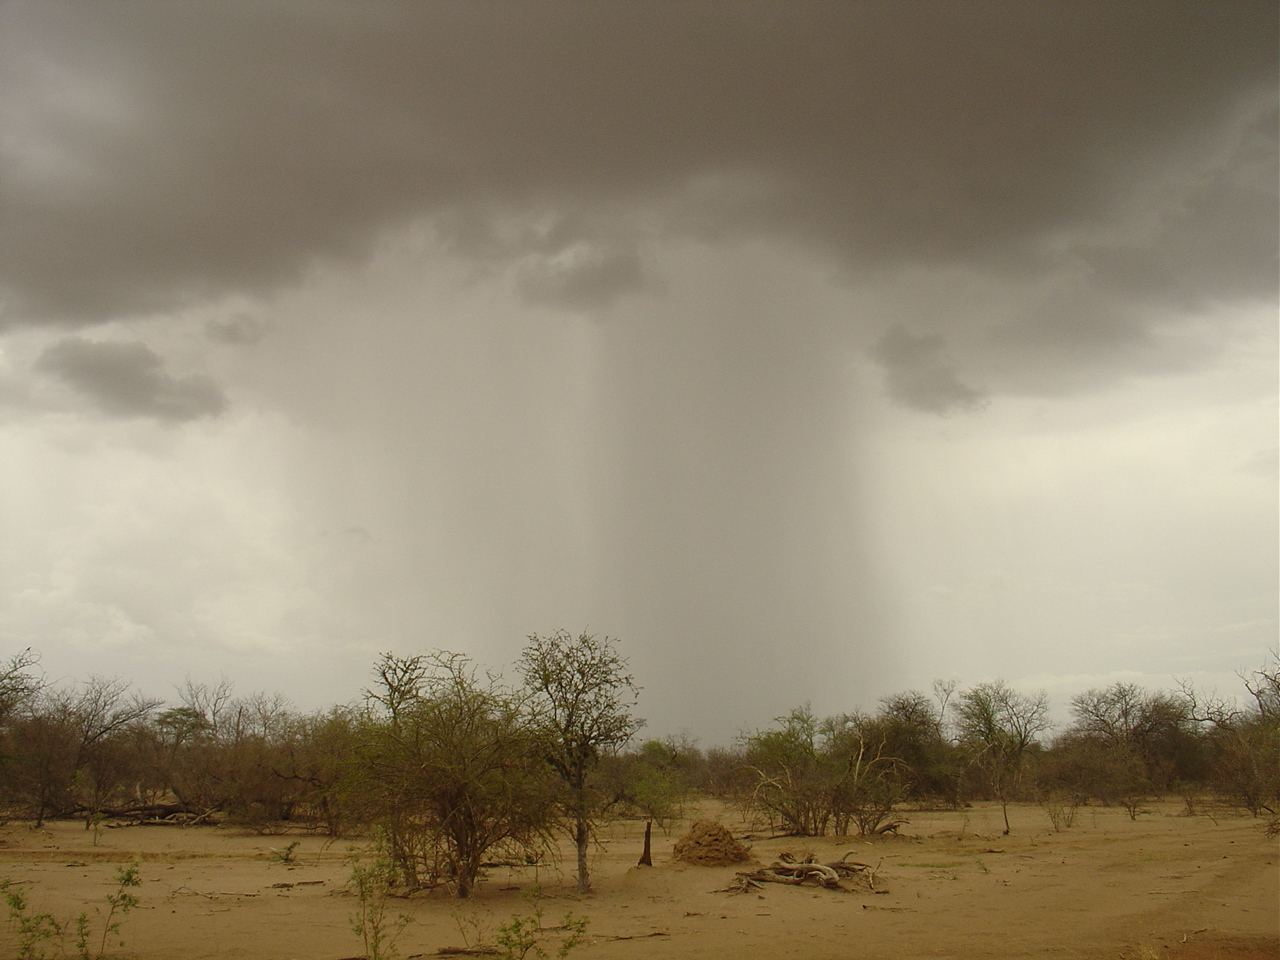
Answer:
875, 690, 964, 806
742, 706, 907, 837
359, 652, 557, 897
742, 705, 835, 836
598, 737, 696, 830
495, 886, 588, 960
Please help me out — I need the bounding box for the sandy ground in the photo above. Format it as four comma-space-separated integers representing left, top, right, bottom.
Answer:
0, 800, 1275, 960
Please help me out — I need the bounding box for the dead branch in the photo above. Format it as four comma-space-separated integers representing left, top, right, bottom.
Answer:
727, 852, 880, 893
717, 874, 766, 894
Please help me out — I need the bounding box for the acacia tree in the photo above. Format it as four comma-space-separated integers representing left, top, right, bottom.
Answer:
519, 631, 642, 894
0, 650, 41, 799
741, 705, 832, 836
956, 680, 1050, 834
6, 676, 160, 825
1179, 656, 1280, 818
359, 651, 556, 897
742, 706, 907, 837
1061, 682, 1200, 812
597, 736, 698, 830
876, 690, 964, 805
0, 650, 40, 725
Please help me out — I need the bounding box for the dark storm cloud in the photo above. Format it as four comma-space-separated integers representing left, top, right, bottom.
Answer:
438, 211, 652, 311
517, 246, 648, 312
205, 315, 267, 345
36, 337, 227, 421
1, 1, 1274, 334
872, 326, 986, 414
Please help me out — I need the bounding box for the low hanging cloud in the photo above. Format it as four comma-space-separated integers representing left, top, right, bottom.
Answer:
204, 315, 267, 346
516, 243, 648, 312
872, 326, 986, 414
36, 337, 227, 422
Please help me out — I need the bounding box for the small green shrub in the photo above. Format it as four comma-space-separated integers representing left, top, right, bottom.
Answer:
347, 846, 412, 960
495, 886, 588, 960
2, 862, 141, 960
3, 879, 61, 960
273, 841, 300, 864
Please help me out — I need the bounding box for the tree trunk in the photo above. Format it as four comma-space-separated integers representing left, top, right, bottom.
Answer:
575, 815, 590, 893
638, 820, 652, 866
457, 850, 481, 899
998, 785, 1012, 835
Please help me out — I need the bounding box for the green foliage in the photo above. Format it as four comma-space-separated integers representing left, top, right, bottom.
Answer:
347, 845, 412, 960
94, 863, 141, 960
2, 862, 140, 960
3, 640, 1278, 866
875, 689, 965, 806
354, 652, 557, 897
598, 737, 695, 829
3, 879, 61, 960
273, 841, 300, 864
740, 705, 907, 837
741, 706, 828, 835
495, 887, 588, 960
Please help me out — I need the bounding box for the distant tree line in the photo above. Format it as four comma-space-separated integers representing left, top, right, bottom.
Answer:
0, 641, 1275, 896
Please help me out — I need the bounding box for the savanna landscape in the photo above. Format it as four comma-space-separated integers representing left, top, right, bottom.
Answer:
4, 5, 1277, 960
1, 638, 1277, 960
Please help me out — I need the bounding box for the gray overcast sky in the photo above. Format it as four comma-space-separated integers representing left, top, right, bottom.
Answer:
1, 1, 1275, 743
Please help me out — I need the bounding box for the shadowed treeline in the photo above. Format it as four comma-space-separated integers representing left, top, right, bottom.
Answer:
0, 642, 1275, 896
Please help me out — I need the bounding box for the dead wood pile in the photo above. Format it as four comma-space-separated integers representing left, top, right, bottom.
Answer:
672, 820, 752, 866
722, 852, 873, 893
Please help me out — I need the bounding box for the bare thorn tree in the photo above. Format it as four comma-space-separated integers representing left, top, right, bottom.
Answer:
519, 631, 643, 894
0, 649, 41, 725
956, 680, 1050, 834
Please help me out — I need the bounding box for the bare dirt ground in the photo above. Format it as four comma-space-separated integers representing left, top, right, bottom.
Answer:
1, 800, 1275, 960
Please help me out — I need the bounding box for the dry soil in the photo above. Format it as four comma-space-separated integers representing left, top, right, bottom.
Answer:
1, 799, 1275, 959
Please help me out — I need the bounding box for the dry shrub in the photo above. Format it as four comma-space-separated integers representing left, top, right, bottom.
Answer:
672, 820, 751, 866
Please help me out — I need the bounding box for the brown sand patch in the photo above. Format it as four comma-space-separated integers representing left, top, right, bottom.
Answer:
1124, 931, 1280, 960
